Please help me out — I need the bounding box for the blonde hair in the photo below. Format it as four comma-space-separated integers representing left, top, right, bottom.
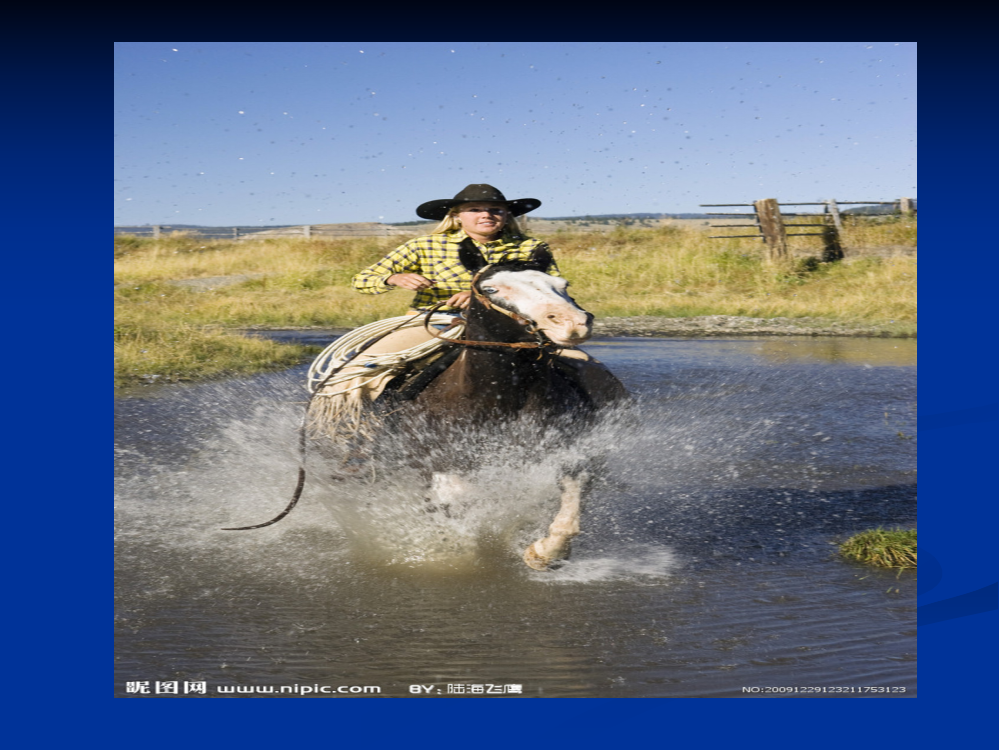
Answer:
431, 204, 524, 237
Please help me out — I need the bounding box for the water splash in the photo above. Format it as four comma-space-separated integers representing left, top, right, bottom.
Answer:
115, 342, 917, 697
116, 350, 914, 588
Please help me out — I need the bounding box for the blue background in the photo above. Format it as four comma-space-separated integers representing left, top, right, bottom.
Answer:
26, 38, 981, 746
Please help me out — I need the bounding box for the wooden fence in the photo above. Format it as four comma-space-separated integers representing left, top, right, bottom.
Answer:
700, 199, 915, 263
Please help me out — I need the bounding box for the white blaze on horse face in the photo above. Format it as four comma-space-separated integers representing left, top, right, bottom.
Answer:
483, 270, 592, 347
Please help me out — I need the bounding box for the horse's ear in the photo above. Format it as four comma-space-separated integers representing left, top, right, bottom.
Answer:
525, 244, 554, 272
458, 237, 488, 274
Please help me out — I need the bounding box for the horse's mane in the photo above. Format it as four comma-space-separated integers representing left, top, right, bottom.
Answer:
457, 237, 555, 282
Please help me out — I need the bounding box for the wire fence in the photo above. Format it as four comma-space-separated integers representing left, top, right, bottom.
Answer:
113, 224, 424, 240
115, 203, 914, 244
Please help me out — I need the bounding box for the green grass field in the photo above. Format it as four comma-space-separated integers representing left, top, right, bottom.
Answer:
839, 528, 917, 569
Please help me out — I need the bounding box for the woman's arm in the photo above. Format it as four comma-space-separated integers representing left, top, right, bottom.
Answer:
385, 273, 434, 291
350, 241, 426, 295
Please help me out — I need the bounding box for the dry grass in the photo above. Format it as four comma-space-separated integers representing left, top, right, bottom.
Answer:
114, 318, 314, 389
548, 220, 916, 324
114, 218, 916, 387
114, 233, 400, 287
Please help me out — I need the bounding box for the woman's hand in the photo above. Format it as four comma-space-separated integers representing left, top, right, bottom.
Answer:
445, 291, 472, 309
387, 273, 434, 291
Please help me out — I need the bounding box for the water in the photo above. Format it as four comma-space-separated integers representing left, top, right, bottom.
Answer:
115, 336, 916, 698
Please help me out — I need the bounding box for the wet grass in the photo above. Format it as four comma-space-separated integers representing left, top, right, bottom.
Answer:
839, 528, 917, 569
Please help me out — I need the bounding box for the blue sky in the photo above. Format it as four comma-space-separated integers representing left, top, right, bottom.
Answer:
114, 41, 916, 226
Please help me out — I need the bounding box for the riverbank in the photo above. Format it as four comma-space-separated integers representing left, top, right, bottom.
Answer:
591, 314, 912, 338
236, 314, 913, 340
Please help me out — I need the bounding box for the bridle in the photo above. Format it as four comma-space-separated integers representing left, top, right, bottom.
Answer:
422, 264, 561, 351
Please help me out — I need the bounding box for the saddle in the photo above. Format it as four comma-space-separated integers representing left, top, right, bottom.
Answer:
305, 315, 628, 442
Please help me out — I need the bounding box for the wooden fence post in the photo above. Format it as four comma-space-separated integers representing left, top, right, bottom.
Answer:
822, 200, 844, 262
753, 198, 788, 262
303, 225, 312, 238
152, 225, 161, 239
899, 197, 915, 216
233, 227, 240, 239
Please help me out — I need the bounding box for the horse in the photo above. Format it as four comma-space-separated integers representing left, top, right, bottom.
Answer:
407, 247, 628, 567
225, 243, 629, 571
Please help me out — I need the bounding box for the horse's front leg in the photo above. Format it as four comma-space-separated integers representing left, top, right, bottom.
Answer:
523, 470, 590, 570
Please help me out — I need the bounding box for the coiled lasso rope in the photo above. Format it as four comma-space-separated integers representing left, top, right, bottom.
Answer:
306, 313, 465, 396
222, 313, 465, 531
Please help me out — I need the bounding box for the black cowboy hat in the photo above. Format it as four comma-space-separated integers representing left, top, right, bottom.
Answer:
416, 184, 542, 221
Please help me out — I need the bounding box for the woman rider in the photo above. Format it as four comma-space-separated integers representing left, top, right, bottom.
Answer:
351, 183, 554, 311
348, 184, 627, 406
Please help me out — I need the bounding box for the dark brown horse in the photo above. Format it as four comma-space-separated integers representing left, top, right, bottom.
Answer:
226, 244, 629, 571
392, 244, 629, 569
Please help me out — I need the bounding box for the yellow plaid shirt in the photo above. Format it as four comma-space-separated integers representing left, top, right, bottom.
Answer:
351, 229, 559, 310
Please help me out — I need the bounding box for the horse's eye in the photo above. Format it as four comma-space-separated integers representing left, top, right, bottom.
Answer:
481, 287, 498, 294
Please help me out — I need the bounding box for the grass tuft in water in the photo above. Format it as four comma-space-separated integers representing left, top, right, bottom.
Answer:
839, 528, 916, 569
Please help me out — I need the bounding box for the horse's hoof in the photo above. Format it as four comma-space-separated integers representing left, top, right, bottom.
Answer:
523, 545, 553, 571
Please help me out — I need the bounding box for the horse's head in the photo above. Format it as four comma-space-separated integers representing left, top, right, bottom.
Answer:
466, 245, 594, 348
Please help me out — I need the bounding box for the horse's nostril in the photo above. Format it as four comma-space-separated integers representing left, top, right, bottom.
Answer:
547, 314, 557, 320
